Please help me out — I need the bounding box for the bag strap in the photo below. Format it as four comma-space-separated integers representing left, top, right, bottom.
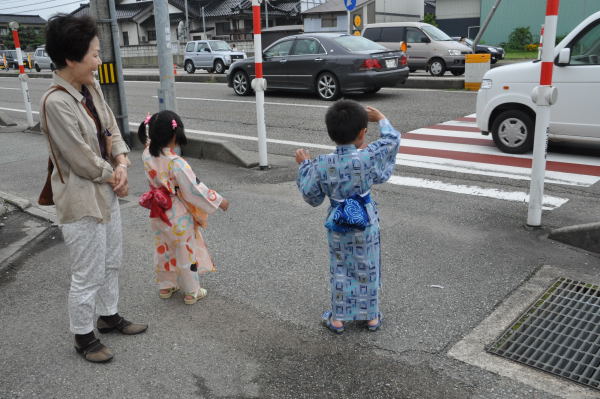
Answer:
41, 85, 68, 184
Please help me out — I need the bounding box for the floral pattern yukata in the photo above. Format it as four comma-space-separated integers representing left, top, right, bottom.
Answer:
297, 119, 400, 321
142, 148, 223, 294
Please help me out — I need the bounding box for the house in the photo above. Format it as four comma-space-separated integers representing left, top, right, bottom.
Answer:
302, 0, 424, 34
0, 14, 46, 50
435, 0, 600, 45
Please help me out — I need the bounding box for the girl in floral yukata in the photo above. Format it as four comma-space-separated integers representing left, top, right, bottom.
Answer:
295, 100, 400, 334
138, 110, 229, 304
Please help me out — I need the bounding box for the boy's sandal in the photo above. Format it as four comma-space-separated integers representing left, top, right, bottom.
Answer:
367, 312, 383, 332
321, 310, 344, 335
159, 287, 179, 299
184, 288, 208, 305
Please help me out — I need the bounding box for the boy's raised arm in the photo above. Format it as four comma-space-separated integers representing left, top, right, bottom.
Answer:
365, 106, 401, 184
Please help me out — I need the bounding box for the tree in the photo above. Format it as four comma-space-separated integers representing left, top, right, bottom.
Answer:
507, 26, 533, 50
2, 26, 45, 51
423, 13, 438, 27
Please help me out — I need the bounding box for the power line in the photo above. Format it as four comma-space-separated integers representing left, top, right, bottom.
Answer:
3, 0, 83, 14
0, 0, 79, 11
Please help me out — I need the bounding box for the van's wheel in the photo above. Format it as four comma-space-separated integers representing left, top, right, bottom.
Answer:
428, 58, 446, 77
316, 72, 341, 101
185, 61, 195, 74
491, 109, 535, 154
34, 64, 40, 72
50, 63, 56, 71
232, 70, 252, 96
451, 69, 464, 76
214, 59, 225, 74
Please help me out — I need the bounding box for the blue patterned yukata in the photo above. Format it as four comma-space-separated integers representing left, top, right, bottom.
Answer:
297, 119, 400, 321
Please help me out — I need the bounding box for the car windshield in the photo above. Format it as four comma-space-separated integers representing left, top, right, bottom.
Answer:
209, 41, 232, 51
7, 50, 16, 57
333, 36, 386, 52
421, 25, 453, 41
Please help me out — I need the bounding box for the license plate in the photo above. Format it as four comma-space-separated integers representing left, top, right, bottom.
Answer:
385, 58, 397, 68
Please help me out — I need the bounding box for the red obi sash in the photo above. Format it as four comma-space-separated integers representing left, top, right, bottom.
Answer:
139, 185, 173, 226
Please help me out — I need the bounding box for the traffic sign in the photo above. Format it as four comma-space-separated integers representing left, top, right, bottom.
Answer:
344, 0, 357, 11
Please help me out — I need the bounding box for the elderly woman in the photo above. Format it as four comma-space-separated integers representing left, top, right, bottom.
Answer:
41, 14, 146, 363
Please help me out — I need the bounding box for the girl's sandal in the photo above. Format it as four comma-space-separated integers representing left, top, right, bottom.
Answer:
367, 313, 383, 332
159, 287, 179, 299
321, 310, 344, 334
184, 287, 208, 305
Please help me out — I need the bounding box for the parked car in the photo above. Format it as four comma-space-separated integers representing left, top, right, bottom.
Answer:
452, 37, 505, 64
184, 40, 246, 74
227, 33, 409, 101
0, 49, 30, 69
476, 11, 600, 154
363, 22, 472, 76
33, 47, 55, 71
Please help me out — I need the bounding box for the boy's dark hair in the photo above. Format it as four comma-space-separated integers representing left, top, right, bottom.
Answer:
325, 100, 368, 145
137, 110, 188, 157
45, 14, 98, 70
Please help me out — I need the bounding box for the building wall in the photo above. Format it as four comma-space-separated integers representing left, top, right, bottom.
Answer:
304, 14, 349, 33
376, 0, 423, 21
480, 0, 600, 45
120, 21, 140, 46
436, 0, 480, 19
437, 17, 481, 38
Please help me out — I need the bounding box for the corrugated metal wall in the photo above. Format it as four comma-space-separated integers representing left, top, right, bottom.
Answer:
480, 0, 600, 45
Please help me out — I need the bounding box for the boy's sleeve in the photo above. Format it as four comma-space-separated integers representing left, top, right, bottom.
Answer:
296, 158, 326, 207
172, 158, 222, 214
365, 119, 401, 184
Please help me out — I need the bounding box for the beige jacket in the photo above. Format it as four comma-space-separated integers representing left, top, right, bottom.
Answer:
40, 73, 129, 224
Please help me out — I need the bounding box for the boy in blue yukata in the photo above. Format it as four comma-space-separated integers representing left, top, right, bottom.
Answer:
295, 100, 401, 334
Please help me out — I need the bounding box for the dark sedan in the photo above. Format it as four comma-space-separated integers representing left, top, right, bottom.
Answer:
453, 37, 505, 64
227, 33, 409, 101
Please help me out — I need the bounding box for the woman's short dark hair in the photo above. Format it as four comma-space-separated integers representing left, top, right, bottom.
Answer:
325, 100, 368, 145
45, 14, 98, 69
138, 110, 188, 157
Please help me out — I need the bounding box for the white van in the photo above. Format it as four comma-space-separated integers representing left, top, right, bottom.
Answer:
363, 22, 472, 76
477, 11, 600, 153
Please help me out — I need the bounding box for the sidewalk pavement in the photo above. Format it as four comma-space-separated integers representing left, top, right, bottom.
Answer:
0, 128, 599, 398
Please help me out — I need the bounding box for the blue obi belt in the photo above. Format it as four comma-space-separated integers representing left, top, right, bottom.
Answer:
325, 191, 372, 233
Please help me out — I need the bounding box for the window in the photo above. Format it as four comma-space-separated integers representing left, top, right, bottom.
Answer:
421, 25, 452, 41
147, 30, 156, 41
264, 40, 294, 57
209, 40, 231, 51
216, 22, 231, 35
406, 28, 428, 43
569, 22, 600, 65
321, 14, 337, 28
363, 27, 382, 42
186, 42, 196, 52
122, 31, 129, 46
334, 36, 386, 52
381, 27, 404, 42
198, 42, 210, 52
292, 39, 325, 56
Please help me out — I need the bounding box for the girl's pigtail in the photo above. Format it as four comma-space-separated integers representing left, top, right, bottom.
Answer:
137, 121, 148, 147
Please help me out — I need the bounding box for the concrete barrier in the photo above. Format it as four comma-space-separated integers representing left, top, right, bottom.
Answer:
464, 54, 491, 91
549, 222, 600, 254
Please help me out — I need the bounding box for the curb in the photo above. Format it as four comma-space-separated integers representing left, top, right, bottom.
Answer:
0, 71, 464, 90
0, 190, 56, 224
548, 222, 600, 255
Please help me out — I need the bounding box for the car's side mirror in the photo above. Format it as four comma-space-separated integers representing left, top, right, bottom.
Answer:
420, 36, 431, 44
557, 47, 571, 66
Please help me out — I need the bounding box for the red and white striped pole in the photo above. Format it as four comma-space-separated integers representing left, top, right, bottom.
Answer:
9, 21, 34, 128
252, 0, 269, 169
527, 0, 559, 227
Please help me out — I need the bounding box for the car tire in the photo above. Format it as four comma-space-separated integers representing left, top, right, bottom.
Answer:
185, 61, 195, 74
316, 72, 341, 101
214, 59, 225, 74
35, 64, 40, 72
50, 63, 56, 71
409, 67, 417, 73
451, 69, 464, 76
232, 70, 252, 96
491, 109, 535, 154
491, 59, 498, 64
428, 58, 446, 77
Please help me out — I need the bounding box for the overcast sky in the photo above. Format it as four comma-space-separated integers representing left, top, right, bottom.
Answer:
5, 0, 86, 20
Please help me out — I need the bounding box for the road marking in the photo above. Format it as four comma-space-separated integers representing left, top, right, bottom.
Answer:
387, 176, 568, 210
0, 107, 39, 114
152, 95, 329, 109
0, 87, 20, 91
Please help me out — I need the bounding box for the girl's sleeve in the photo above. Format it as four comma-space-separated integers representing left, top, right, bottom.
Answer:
365, 119, 401, 184
296, 158, 325, 207
171, 158, 223, 214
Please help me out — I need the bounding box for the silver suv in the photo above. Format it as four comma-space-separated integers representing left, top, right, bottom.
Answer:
183, 40, 246, 74
33, 46, 55, 72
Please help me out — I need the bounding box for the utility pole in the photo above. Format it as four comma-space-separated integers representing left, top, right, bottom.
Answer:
153, 0, 177, 112
185, 0, 189, 40
202, 6, 206, 38
89, 0, 131, 144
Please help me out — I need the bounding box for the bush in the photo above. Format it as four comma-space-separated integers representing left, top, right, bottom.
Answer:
507, 26, 533, 50
423, 13, 438, 27
525, 43, 539, 52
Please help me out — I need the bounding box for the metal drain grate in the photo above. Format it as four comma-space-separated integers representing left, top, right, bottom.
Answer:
487, 278, 600, 391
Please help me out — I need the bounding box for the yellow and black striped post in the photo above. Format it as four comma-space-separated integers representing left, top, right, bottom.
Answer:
97, 63, 117, 84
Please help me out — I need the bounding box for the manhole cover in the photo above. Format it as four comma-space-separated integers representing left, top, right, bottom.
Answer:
487, 278, 600, 391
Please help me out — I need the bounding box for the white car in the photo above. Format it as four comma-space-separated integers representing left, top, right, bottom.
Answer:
477, 11, 600, 154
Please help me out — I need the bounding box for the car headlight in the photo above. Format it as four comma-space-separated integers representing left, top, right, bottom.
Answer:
481, 79, 492, 89
448, 49, 461, 56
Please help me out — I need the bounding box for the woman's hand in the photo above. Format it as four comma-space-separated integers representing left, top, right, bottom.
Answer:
112, 164, 128, 194
295, 149, 311, 164
219, 198, 229, 211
